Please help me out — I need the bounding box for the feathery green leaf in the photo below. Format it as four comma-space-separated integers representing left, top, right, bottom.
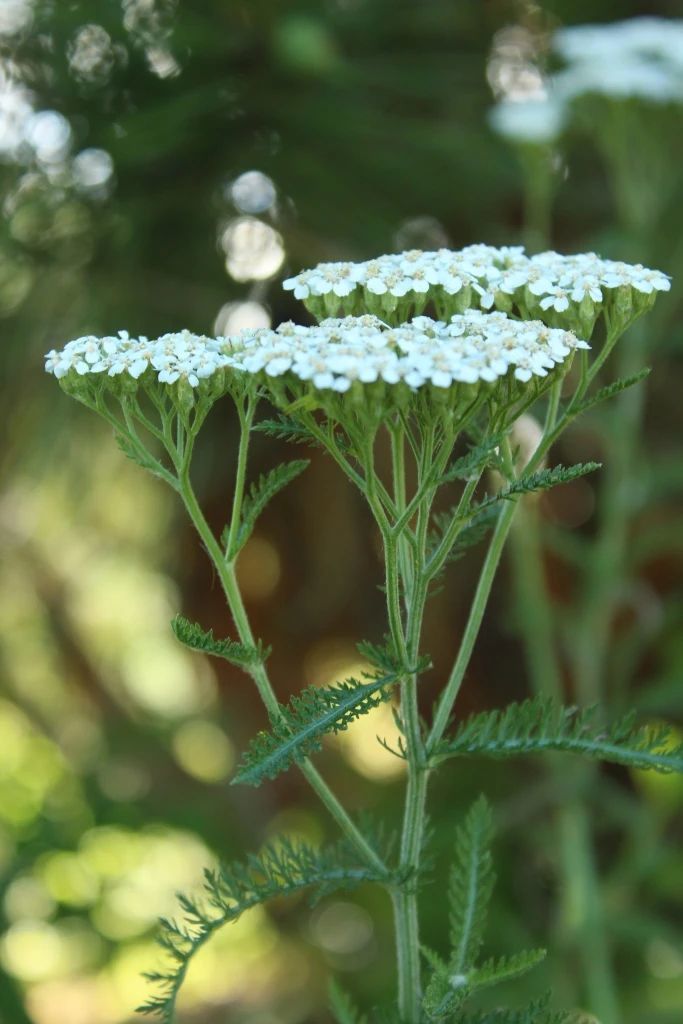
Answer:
572, 368, 651, 418
171, 614, 269, 668
457, 992, 570, 1024
438, 434, 505, 486
233, 669, 403, 786
139, 837, 387, 1022
468, 950, 547, 992
229, 459, 309, 556
254, 415, 323, 447
449, 797, 495, 973
432, 697, 683, 774
329, 979, 368, 1024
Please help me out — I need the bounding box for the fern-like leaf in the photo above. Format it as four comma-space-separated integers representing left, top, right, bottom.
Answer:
457, 992, 570, 1024
229, 459, 309, 556
139, 837, 388, 1022
431, 464, 599, 562
171, 614, 269, 668
468, 950, 547, 992
449, 797, 495, 973
329, 979, 368, 1024
572, 368, 651, 417
253, 415, 323, 447
233, 668, 403, 786
432, 697, 683, 774
438, 434, 505, 485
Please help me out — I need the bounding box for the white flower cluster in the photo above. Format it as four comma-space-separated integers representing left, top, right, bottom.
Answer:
284, 245, 524, 303
489, 18, 683, 145
224, 311, 588, 392
553, 17, 683, 105
283, 246, 670, 314
45, 329, 233, 386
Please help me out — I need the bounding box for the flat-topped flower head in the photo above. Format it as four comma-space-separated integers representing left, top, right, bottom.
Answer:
552, 18, 683, 105
45, 329, 250, 411
224, 311, 587, 428
283, 246, 670, 337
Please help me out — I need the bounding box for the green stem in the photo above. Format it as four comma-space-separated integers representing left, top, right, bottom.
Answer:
427, 496, 519, 752
178, 454, 386, 876
369, 422, 434, 1023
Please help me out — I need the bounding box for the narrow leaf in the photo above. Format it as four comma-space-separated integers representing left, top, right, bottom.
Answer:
449, 797, 495, 973
231, 459, 309, 555
171, 613, 269, 668
329, 979, 367, 1024
254, 416, 322, 447
438, 434, 505, 486
468, 949, 547, 993
233, 669, 402, 786
572, 368, 651, 417
433, 697, 683, 774
139, 837, 388, 1022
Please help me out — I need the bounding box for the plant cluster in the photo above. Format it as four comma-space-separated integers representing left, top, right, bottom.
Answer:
45, 242, 679, 1023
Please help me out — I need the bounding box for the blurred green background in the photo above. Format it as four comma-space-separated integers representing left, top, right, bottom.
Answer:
1, 1, 682, 1022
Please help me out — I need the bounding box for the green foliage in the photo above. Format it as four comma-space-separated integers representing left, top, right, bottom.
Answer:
422, 797, 545, 1022
488, 463, 601, 505
115, 432, 177, 489
233, 668, 402, 786
329, 979, 368, 1024
438, 435, 505, 486
254, 415, 323, 447
430, 464, 600, 570
457, 992, 570, 1023
139, 837, 387, 1022
227, 459, 310, 556
448, 797, 495, 974
572, 368, 651, 417
444, 506, 501, 564
171, 614, 270, 669
432, 696, 683, 774
356, 636, 402, 675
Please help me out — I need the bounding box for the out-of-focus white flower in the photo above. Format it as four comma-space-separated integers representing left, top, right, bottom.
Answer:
488, 97, 566, 143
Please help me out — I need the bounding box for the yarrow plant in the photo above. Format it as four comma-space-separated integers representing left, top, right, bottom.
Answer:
46, 243, 680, 1023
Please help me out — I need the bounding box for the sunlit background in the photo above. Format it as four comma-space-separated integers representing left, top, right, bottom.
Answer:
1, 1, 682, 1022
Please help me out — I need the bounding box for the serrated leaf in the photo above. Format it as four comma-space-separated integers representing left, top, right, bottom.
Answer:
229, 459, 309, 556
432, 696, 683, 774
253, 415, 323, 448
115, 433, 177, 488
573, 368, 651, 417
431, 464, 599, 566
468, 949, 546, 992
329, 979, 368, 1024
457, 992, 570, 1024
139, 837, 388, 1022
449, 797, 495, 973
233, 669, 403, 786
438, 434, 505, 486
171, 614, 269, 668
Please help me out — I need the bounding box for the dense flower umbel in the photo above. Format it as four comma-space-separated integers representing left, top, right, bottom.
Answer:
553, 18, 683, 103
225, 311, 587, 392
45, 329, 233, 385
282, 247, 670, 329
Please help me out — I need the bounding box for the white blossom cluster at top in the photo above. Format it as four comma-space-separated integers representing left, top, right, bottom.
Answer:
225, 311, 588, 391
45, 329, 233, 385
45, 312, 588, 394
489, 17, 683, 144
554, 17, 683, 104
283, 245, 670, 311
